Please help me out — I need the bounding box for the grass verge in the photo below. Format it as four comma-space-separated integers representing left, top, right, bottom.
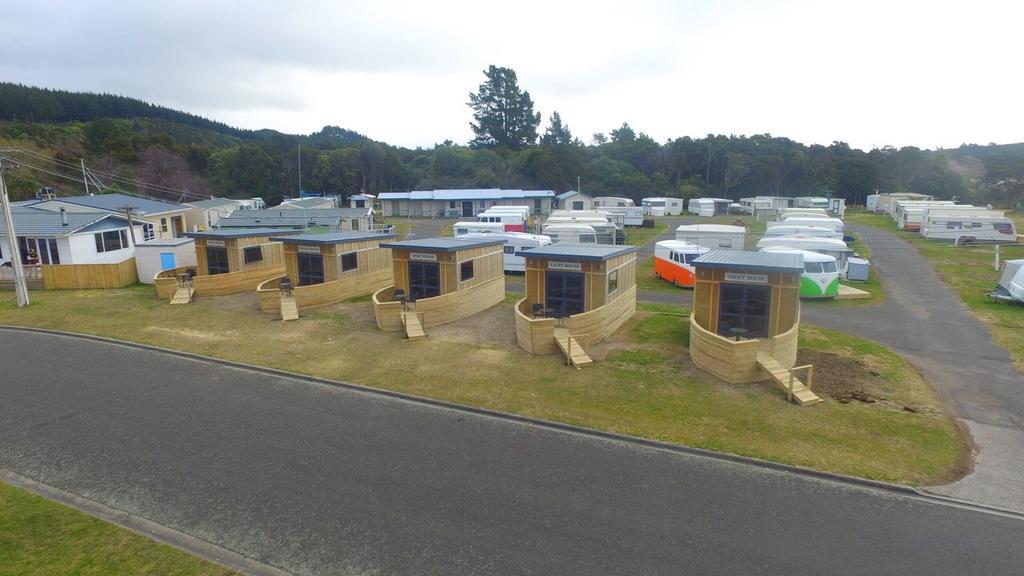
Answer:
0, 287, 966, 485
0, 481, 235, 576
852, 210, 1024, 370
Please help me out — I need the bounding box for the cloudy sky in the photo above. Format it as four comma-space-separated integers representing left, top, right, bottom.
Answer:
1, 0, 1021, 150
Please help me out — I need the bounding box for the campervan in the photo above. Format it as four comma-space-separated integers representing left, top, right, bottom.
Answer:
769, 217, 844, 235
541, 223, 598, 244
457, 232, 552, 272
687, 198, 730, 217
477, 211, 527, 232
920, 216, 1018, 242
453, 221, 504, 235
761, 248, 840, 299
990, 259, 1024, 303
763, 225, 843, 240
642, 197, 685, 216
755, 236, 853, 275
778, 208, 829, 220
653, 241, 708, 287
675, 224, 746, 249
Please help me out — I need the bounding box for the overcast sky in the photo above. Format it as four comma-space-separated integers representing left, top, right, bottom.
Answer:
2, 0, 1021, 150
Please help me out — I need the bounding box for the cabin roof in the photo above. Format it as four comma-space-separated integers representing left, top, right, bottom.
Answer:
380, 236, 504, 252
272, 231, 396, 244
693, 249, 804, 272
184, 228, 302, 239
517, 243, 637, 261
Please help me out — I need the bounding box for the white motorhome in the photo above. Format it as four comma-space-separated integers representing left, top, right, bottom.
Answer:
675, 224, 746, 249
763, 225, 843, 240
642, 197, 685, 216
755, 236, 853, 275
920, 216, 1018, 242
477, 210, 527, 232
687, 198, 730, 217
769, 217, 844, 235
457, 232, 552, 272
990, 259, 1024, 303
541, 223, 598, 244
453, 221, 505, 235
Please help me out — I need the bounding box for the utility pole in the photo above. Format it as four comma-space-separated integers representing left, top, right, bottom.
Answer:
0, 160, 30, 306
118, 205, 138, 244
297, 143, 302, 196
81, 158, 90, 195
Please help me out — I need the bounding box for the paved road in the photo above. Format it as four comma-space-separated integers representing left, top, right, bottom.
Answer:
1, 331, 1023, 576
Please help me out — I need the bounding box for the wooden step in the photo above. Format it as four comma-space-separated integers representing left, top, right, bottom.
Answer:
553, 328, 593, 368
280, 295, 299, 321
401, 311, 426, 340
169, 285, 194, 305
756, 353, 821, 406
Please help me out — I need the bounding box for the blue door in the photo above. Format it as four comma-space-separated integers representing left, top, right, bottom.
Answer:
159, 252, 176, 271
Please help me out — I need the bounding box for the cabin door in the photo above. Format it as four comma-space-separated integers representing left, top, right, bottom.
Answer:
297, 253, 325, 286
545, 271, 585, 317
206, 246, 230, 275
462, 201, 474, 217
408, 261, 441, 300
717, 284, 770, 338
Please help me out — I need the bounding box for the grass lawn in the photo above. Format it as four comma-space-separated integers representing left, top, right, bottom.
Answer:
622, 222, 668, 246
0, 481, 235, 576
0, 287, 967, 485
852, 210, 1024, 370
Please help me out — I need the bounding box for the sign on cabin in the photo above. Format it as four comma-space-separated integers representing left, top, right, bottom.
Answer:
724, 272, 768, 284
548, 261, 583, 271
206, 239, 226, 247
410, 252, 438, 262
297, 245, 321, 254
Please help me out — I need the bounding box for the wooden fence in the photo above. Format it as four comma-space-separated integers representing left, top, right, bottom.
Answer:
41, 258, 138, 289
688, 313, 799, 384
257, 268, 393, 314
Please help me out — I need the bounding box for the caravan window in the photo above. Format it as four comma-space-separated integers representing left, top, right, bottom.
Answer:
718, 239, 733, 248
946, 221, 961, 229
995, 222, 1014, 234
504, 245, 515, 255
579, 234, 596, 243
821, 261, 838, 273
970, 222, 982, 228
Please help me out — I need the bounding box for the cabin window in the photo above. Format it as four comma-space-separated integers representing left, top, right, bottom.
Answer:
143, 223, 156, 241
243, 246, 263, 264
297, 253, 325, 285
341, 251, 358, 272
718, 284, 770, 339
608, 269, 619, 295
449, 201, 457, 209
206, 246, 230, 275
460, 259, 475, 282
504, 245, 515, 255
94, 230, 128, 253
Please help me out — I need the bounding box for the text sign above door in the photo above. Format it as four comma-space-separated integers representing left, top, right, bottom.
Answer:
724, 272, 768, 284
548, 261, 582, 272
410, 252, 437, 262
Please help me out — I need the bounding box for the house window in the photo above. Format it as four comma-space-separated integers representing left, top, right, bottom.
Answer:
243, 246, 263, 264
143, 223, 156, 241
460, 259, 474, 282
94, 230, 128, 253
449, 201, 457, 209
18, 237, 60, 264
608, 269, 619, 295
341, 251, 358, 272
351, 218, 360, 231
160, 218, 168, 233
504, 245, 515, 255
572, 201, 584, 210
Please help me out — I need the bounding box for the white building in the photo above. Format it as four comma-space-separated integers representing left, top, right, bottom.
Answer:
556, 190, 594, 211
183, 198, 242, 232
134, 237, 197, 283
31, 193, 190, 241
0, 206, 141, 267
378, 189, 555, 217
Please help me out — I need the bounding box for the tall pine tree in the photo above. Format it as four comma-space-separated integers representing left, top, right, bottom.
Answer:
467, 66, 541, 150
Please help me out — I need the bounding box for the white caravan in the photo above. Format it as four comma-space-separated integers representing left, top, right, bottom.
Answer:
541, 223, 598, 244
794, 197, 830, 210
769, 217, 844, 235
990, 259, 1024, 303
675, 224, 746, 249
779, 208, 829, 220
592, 196, 635, 208
763, 225, 843, 240
453, 221, 505, 235
755, 236, 853, 276
599, 206, 645, 226
920, 216, 1018, 242
457, 232, 552, 272
893, 200, 957, 227
642, 197, 685, 216
546, 213, 618, 243
687, 197, 731, 217
866, 193, 880, 213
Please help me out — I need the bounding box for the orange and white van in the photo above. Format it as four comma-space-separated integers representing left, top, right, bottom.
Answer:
653, 240, 708, 287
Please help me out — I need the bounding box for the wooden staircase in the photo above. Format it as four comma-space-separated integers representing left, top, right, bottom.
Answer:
169, 284, 194, 305
756, 353, 821, 406
279, 294, 299, 321
554, 328, 592, 368
401, 310, 426, 340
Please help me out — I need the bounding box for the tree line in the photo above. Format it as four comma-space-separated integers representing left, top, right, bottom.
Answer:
0, 75, 1021, 209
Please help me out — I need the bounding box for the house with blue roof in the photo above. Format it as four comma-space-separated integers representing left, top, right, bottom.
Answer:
377, 189, 555, 218
0, 206, 140, 268
31, 193, 190, 241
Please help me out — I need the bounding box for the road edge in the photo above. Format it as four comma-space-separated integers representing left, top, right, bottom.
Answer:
3, 324, 1022, 520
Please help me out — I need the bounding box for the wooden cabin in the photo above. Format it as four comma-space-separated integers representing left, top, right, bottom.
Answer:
256, 232, 396, 317
154, 228, 300, 303
372, 237, 505, 339
514, 244, 637, 367
688, 250, 820, 405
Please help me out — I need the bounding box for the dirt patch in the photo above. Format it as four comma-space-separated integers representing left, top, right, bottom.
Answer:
204, 292, 259, 311
427, 303, 518, 347
795, 349, 939, 413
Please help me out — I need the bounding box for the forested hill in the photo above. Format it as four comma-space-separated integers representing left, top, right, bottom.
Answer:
0, 82, 1021, 210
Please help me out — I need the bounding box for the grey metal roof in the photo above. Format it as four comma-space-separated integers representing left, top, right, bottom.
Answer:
380, 237, 504, 252
378, 189, 555, 201
185, 228, 302, 239
44, 193, 184, 216
187, 198, 240, 209
272, 232, 396, 244
693, 249, 804, 272
515, 243, 637, 261
556, 190, 586, 201
0, 207, 130, 238
278, 198, 336, 209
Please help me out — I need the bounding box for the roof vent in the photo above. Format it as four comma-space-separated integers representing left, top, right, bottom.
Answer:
60, 208, 69, 226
